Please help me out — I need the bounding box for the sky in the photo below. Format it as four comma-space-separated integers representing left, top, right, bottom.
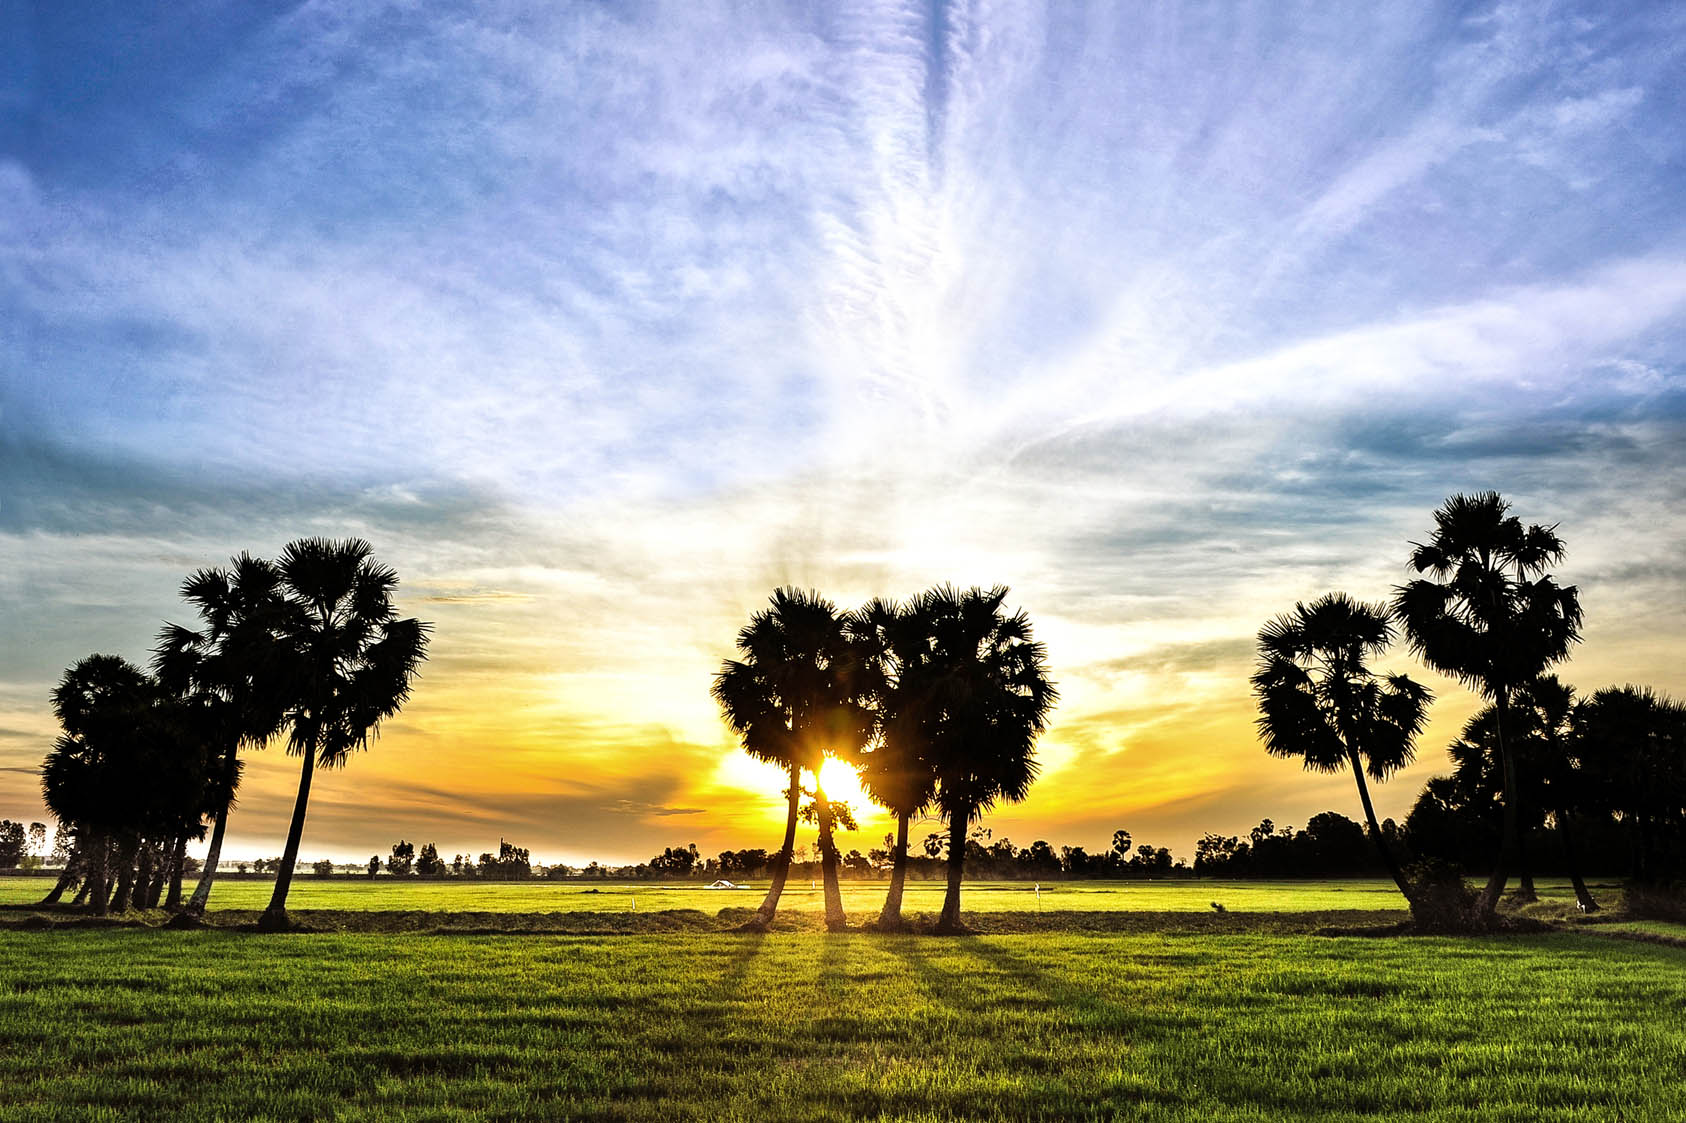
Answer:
3, 1, 1685, 866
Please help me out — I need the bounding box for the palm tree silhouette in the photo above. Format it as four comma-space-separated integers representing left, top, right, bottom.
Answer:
154, 553, 290, 914
42, 655, 156, 915
713, 588, 869, 932
1450, 675, 1596, 910
846, 596, 939, 931
908, 586, 1056, 934
1393, 491, 1581, 917
1253, 593, 1431, 905
258, 538, 429, 931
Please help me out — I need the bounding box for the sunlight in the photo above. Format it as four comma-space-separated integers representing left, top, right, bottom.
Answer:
818, 757, 881, 837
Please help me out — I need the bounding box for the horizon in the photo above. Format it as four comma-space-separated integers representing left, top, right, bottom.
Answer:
5, 3, 1686, 868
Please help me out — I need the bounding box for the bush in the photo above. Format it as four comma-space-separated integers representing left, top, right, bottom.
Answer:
1404, 859, 1477, 932
311, 859, 334, 878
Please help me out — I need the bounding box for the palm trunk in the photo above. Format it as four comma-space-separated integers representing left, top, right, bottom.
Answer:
878, 810, 911, 930
143, 843, 166, 908
260, 745, 316, 931
749, 763, 802, 929
164, 835, 188, 910
1511, 789, 1538, 903
110, 836, 140, 913
1477, 690, 1516, 918
1349, 751, 1416, 908
1557, 808, 1598, 912
73, 880, 92, 907
87, 832, 110, 915
186, 779, 236, 914
814, 782, 846, 932
41, 843, 79, 905
936, 810, 969, 933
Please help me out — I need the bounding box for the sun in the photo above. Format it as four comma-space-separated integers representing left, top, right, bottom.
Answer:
817, 757, 881, 837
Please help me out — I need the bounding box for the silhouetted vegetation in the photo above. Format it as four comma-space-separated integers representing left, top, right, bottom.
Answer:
31, 538, 427, 925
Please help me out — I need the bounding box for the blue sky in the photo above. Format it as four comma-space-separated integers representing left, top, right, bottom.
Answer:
3, 1, 1685, 863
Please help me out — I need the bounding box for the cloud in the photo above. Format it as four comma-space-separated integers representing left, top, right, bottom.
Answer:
4, 1, 1686, 860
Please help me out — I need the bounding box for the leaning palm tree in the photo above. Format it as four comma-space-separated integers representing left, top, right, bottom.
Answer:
258, 538, 429, 931
155, 553, 290, 913
1253, 593, 1431, 905
712, 588, 869, 932
846, 596, 939, 931
1393, 491, 1582, 917
909, 586, 1056, 934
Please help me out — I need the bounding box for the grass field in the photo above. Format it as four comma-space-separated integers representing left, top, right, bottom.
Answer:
5, 876, 1680, 1120
2, 927, 1683, 1121
0, 874, 1613, 915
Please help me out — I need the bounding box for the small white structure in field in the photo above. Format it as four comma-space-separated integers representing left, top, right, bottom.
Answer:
704, 879, 745, 889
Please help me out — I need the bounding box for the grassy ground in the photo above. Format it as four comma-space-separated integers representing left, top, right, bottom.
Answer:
1, 927, 1682, 1121
0, 874, 1616, 914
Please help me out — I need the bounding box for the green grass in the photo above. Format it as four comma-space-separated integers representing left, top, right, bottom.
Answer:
0, 873, 1630, 917
3, 874, 1610, 914
0, 927, 1682, 1121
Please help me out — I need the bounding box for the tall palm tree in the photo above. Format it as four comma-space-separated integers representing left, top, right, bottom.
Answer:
908, 586, 1056, 934
712, 588, 869, 932
1393, 491, 1582, 917
155, 553, 290, 914
1252, 593, 1431, 905
258, 538, 429, 931
846, 597, 939, 931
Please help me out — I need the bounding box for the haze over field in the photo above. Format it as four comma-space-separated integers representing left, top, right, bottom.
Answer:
4, 2, 1685, 865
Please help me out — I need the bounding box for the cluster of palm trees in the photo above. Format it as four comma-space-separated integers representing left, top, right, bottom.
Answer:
714, 585, 1057, 933
40, 538, 429, 929
1253, 491, 1586, 926
1415, 677, 1686, 906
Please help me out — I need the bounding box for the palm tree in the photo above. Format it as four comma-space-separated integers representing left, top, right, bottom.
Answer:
907, 586, 1056, 934
1393, 491, 1582, 917
1252, 593, 1431, 905
258, 538, 429, 931
41, 655, 206, 915
43, 656, 154, 914
154, 553, 290, 913
1450, 675, 1597, 911
712, 588, 869, 932
846, 597, 939, 931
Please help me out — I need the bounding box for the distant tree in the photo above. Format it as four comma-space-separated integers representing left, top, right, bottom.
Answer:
416, 842, 445, 877
312, 859, 334, 878
713, 588, 871, 932
258, 538, 430, 931
1393, 491, 1581, 917
25, 822, 47, 866
904, 586, 1056, 933
1253, 593, 1430, 906
0, 821, 24, 869
388, 840, 415, 877
479, 839, 532, 880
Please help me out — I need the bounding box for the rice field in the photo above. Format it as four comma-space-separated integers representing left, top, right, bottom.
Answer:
0, 874, 1606, 915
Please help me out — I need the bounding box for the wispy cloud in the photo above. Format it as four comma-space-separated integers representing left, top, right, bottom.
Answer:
4, 1, 1685, 860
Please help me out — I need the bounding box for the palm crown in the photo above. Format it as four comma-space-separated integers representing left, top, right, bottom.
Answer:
1253, 593, 1430, 780
1393, 491, 1582, 697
